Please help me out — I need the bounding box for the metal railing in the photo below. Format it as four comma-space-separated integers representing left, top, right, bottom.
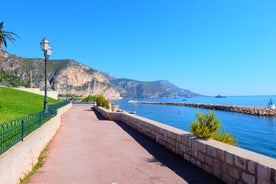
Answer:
0, 100, 70, 155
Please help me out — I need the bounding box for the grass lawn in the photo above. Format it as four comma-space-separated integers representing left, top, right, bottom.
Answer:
0, 87, 59, 123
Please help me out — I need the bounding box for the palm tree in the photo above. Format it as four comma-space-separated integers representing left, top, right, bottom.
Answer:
0, 22, 18, 67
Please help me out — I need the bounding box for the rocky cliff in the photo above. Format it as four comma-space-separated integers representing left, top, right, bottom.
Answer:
1, 51, 121, 99
110, 78, 199, 98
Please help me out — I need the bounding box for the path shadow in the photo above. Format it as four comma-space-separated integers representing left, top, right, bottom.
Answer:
89, 108, 105, 120
114, 121, 224, 184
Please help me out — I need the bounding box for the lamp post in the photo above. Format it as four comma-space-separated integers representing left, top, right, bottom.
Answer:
40, 38, 52, 113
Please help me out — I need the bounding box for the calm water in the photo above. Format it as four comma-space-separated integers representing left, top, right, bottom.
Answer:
114, 96, 276, 159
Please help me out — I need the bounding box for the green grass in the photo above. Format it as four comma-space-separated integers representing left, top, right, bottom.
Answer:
20, 146, 49, 184
0, 87, 59, 123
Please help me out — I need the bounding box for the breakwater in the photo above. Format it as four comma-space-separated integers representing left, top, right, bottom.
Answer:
131, 101, 276, 116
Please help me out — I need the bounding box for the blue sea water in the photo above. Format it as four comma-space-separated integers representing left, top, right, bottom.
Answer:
114, 96, 276, 159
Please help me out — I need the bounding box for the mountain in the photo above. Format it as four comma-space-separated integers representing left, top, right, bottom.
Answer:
110, 78, 199, 98
1, 51, 200, 99
1, 51, 121, 99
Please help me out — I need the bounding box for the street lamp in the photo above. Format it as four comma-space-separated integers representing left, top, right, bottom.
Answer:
40, 38, 52, 113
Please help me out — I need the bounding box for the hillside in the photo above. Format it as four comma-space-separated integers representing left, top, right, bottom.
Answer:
110, 78, 199, 98
1, 51, 200, 99
0, 87, 58, 122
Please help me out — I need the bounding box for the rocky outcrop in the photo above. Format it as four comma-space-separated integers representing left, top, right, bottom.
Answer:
1, 51, 121, 99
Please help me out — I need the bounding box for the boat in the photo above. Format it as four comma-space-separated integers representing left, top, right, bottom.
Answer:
215, 95, 226, 98
128, 111, 136, 114
267, 98, 275, 109
128, 100, 137, 104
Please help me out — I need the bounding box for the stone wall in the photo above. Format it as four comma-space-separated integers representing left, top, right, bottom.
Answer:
95, 106, 276, 184
0, 103, 72, 184
134, 101, 276, 116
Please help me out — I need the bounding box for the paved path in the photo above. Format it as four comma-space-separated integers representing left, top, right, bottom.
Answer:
29, 104, 223, 184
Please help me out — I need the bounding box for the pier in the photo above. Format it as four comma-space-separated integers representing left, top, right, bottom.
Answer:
131, 101, 276, 116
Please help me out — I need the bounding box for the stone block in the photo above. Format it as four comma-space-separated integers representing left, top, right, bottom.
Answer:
247, 160, 256, 174
179, 144, 185, 153
222, 162, 231, 174
222, 173, 236, 184
183, 135, 188, 145
214, 159, 222, 178
234, 155, 246, 170
191, 157, 196, 165
217, 149, 225, 161
206, 146, 217, 159
171, 132, 177, 140
196, 160, 201, 168
184, 153, 190, 161
206, 156, 213, 167
202, 163, 212, 174
197, 142, 206, 153
229, 167, 240, 179
242, 172, 255, 184
187, 137, 192, 147
257, 164, 270, 184
167, 131, 172, 139
171, 146, 176, 153
186, 146, 192, 155
191, 139, 198, 158
225, 152, 233, 165
198, 152, 205, 162
176, 134, 182, 143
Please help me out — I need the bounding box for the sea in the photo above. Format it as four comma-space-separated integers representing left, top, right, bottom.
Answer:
113, 95, 276, 159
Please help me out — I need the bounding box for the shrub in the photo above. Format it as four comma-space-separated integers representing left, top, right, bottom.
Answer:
214, 130, 237, 145
82, 95, 96, 102
95, 95, 110, 109
190, 111, 237, 145
190, 111, 221, 139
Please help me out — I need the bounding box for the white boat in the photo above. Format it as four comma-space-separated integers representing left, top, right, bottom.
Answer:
128, 100, 137, 104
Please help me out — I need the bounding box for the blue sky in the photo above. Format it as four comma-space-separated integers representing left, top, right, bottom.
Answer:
1, 0, 276, 96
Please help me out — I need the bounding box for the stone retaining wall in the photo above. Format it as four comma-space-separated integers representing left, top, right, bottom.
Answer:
134, 101, 276, 116
0, 103, 72, 184
95, 106, 276, 184
15, 87, 58, 100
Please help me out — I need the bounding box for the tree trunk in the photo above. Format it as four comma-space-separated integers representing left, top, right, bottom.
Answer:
0, 38, 2, 70
0, 39, 2, 70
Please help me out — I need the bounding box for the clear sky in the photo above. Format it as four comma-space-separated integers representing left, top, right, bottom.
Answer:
1, 0, 276, 96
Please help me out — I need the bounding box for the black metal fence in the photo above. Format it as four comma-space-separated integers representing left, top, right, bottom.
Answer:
0, 101, 70, 155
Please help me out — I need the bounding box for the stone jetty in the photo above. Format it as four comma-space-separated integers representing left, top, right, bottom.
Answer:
132, 101, 276, 116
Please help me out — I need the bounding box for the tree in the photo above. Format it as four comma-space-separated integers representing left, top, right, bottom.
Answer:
190, 111, 221, 139
0, 22, 18, 66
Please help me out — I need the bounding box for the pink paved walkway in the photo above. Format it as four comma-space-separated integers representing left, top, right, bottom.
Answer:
29, 104, 223, 184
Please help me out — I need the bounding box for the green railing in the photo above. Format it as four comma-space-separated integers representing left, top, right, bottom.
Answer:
0, 100, 70, 155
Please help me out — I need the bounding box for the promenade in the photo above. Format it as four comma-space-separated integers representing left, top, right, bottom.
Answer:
29, 104, 223, 184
